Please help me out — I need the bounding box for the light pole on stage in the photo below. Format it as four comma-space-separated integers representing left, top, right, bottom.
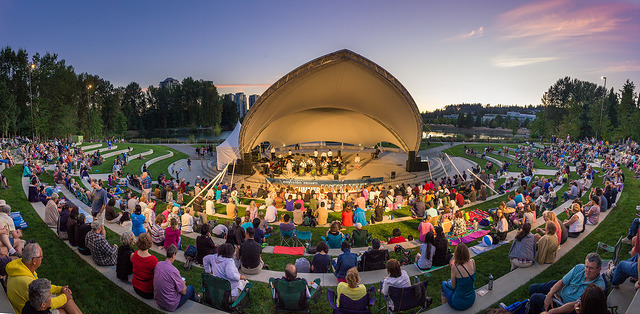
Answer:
598, 76, 606, 140
28, 63, 36, 140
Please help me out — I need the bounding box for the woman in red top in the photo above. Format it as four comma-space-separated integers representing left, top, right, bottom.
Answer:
341, 204, 354, 227
164, 217, 181, 249
388, 228, 407, 244
131, 233, 158, 299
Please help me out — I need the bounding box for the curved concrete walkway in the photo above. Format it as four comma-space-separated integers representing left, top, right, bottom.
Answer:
84, 145, 118, 155
141, 151, 174, 173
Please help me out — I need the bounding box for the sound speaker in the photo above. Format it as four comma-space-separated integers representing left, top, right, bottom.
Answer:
391, 171, 396, 179
334, 174, 339, 180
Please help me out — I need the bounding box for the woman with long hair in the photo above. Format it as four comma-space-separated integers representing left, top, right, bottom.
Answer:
441, 243, 476, 311
508, 222, 536, 270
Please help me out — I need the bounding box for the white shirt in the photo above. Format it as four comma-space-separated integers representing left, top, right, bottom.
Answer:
265, 205, 277, 223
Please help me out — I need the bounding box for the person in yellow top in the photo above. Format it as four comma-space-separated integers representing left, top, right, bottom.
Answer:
336, 267, 367, 307
314, 201, 328, 226
6, 242, 82, 314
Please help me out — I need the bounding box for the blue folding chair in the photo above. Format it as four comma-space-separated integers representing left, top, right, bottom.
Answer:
295, 231, 312, 249
280, 229, 295, 246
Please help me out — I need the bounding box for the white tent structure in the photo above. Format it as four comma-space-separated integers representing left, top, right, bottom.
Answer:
216, 122, 242, 170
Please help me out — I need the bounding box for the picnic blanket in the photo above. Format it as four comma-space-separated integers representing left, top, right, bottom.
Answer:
414, 263, 447, 273
449, 230, 490, 246
469, 240, 510, 256
272, 245, 305, 256
466, 209, 490, 222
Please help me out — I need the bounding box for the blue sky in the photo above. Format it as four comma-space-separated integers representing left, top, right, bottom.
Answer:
1, 0, 638, 111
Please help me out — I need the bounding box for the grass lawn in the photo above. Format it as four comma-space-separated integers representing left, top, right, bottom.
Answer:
420, 141, 444, 150
491, 168, 638, 310
146, 148, 189, 180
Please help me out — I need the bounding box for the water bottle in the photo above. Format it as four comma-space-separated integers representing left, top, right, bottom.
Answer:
473, 220, 478, 230
390, 214, 393, 220
488, 274, 494, 290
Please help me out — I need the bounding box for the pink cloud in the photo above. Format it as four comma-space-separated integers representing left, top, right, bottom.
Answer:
443, 26, 484, 41
603, 61, 640, 73
215, 84, 271, 88
498, 0, 638, 42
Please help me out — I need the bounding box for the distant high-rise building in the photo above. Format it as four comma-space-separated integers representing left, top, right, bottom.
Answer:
160, 77, 180, 89
248, 94, 260, 111
234, 92, 248, 117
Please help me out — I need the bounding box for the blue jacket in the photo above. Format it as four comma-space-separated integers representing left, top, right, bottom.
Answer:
354, 208, 368, 226
333, 249, 358, 279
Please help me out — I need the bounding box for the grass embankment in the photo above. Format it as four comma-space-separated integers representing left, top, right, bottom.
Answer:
2, 166, 159, 313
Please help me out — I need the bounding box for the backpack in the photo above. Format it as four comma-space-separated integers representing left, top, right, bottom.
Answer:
184, 245, 197, 270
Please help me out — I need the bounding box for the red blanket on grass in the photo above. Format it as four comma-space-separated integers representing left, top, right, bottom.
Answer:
272, 245, 305, 255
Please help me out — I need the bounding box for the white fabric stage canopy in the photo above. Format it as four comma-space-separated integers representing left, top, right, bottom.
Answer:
238, 49, 422, 155
216, 122, 242, 170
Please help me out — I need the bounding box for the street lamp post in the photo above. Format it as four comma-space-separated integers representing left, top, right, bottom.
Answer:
28, 63, 35, 140
598, 76, 607, 140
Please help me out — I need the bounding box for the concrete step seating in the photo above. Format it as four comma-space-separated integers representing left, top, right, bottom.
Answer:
83, 145, 117, 155
140, 151, 174, 174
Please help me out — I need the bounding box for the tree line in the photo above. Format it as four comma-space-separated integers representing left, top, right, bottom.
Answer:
0, 46, 239, 139
530, 77, 640, 141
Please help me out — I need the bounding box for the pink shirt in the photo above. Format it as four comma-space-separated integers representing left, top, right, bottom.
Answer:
418, 221, 434, 242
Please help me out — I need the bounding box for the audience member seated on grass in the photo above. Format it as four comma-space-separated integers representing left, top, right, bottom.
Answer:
415, 232, 436, 270
326, 221, 345, 248
508, 222, 536, 270
131, 205, 146, 237
315, 201, 328, 226
251, 218, 265, 245
66, 207, 79, 247
380, 259, 411, 297
536, 222, 558, 265
411, 198, 426, 218
44, 193, 60, 227
353, 205, 368, 227
86, 221, 117, 266
311, 241, 331, 273
22, 278, 58, 314
279, 214, 296, 238
0, 204, 22, 256
333, 241, 358, 283
104, 198, 122, 223
154, 244, 198, 312
116, 231, 135, 281
418, 216, 435, 243
451, 211, 466, 236
196, 224, 217, 265
285, 195, 295, 212
527, 253, 605, 314
433, 226, 452, 267
336, 267, 367, 307
292, 202, 305, 225
341, 204, 354, 227
535, 211, 564, 245
75, 214, 92, 256
513, 205, 535, 229
575, 284, 609, 314
132, 233, 159, 299
150, 215, 165, 248
489, 209, 508, 244
583, 195, 600, 225
358, 238, 389, 271
563, 203, 584, 238
180, 207, 194, 234
265, 199, 277, 223
212, 220, 229, 239
387, 228, 406, 244
119, 212, 132, 232
57, 204, 70, 240
441, 243, 476, 311
7, 243, 82, 314
205, 243, 248, 302
605, 252, 639, 289
239, 227, 266, 274
164, 218, 181, 250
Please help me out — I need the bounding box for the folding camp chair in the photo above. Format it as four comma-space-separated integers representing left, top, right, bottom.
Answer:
281, 229, 296, 246
295, 230, 313, 249
596, 236, 623, 267
328, 285, 376, 314
323, 233, 345, 249
380, 276, 431, 314
201, 273, 252, 313
269, 277, 321, 313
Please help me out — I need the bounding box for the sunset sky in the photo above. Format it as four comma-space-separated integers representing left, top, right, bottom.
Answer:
1, 0, 638, 111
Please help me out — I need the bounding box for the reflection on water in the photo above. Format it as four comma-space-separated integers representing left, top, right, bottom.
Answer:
423, 131, 512, 140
